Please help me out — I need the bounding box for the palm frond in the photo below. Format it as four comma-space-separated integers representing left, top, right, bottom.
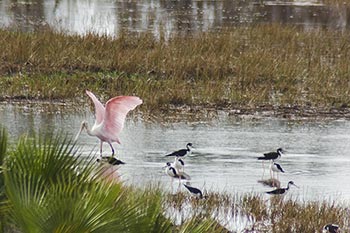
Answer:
3, 132, 174, 233
0, 126, 8, 232
178, 217, 230, 233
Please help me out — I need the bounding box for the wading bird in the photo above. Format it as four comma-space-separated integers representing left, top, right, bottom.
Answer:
266, 181, 298, 195
183, 183, 203, 199
270, 162, 285, 180
258, 148, 284, 161
323, 224, 339, 233
165, 143, 193, 157
75, 90, 142, 158
173, 156, 185, 174
164, 162, 190, 192
258, 148, 284, 178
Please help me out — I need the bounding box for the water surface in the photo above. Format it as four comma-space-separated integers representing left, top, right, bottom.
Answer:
0, 0, 350, 36
1, 103, 350, 203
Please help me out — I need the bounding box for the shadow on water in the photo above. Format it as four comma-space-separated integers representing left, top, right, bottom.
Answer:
1, 0, 350, 35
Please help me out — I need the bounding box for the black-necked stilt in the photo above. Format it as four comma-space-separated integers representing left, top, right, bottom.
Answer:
183, 184, 203, 199
97, 156, 126, 165
164, 162, 190, 192
266, 181, 298, 195
174, 157, 185, 174
165, 143, 193, 157
164, 162, 190, 181
323, 224, 339, 233
258, 148, 284, 179
270, 162, 284, 179
258, 148, 284, 161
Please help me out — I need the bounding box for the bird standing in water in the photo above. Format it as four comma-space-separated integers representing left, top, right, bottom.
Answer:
270, 162, 285, 180
183, 183, 204, 199
258, 148, 284, 161
75, 90, 142, 159
165, 143, 193, 157
164, 162, 190, 193
266, 181, 298, 195
258, 148, 285, 178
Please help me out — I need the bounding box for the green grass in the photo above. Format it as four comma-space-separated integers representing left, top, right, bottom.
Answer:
1, 25, 350, 114
0, 127, 350, 232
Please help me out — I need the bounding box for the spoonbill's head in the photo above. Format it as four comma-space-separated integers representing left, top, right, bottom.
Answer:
74, 120, 88, 142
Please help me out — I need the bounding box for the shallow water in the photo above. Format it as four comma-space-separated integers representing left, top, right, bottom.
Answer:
1, 103, 350, 203
0, 0, 350, 36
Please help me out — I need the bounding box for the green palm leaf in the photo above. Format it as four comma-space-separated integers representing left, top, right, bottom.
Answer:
0, 126, 8, 232
3, 133, 173, 233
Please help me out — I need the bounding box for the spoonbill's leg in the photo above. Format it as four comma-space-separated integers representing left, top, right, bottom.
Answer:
99, 141, 103, 157
108, 142, 115, 156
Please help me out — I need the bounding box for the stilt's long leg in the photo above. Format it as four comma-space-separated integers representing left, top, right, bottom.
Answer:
171, 178, 174, 193
261, 161, 265, 179
269, 161, 273, 179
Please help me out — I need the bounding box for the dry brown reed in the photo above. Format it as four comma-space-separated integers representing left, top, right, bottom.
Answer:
165, 191, 350, 232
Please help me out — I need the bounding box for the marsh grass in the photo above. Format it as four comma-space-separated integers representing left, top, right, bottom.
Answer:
1, 25, 350, 113
166, 191, 350, 232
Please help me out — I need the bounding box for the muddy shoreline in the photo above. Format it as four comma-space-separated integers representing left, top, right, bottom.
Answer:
2, 98, 350, 122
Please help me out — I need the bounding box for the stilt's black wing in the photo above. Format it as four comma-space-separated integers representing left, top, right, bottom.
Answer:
166, 149, 187, 157
184, 184, 203, 197
266, 188, 285, 195
258, 151, 278, 160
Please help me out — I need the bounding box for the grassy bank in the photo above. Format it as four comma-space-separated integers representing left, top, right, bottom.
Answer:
0, 128, 349, 232
1, 25, 350, 114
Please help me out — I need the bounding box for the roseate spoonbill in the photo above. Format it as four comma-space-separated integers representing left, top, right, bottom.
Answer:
266, 181, 298, 195
75, 90, 142, 157
183, 183, 203, 199
165, 143, 193, 157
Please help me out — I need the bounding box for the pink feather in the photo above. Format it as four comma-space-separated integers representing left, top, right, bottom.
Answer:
103, 96, 143, 143
86, 90, 142, 144
86, 90, 105, 124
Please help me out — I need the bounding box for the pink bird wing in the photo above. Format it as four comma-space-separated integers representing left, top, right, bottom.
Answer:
103, 96, 143, 142
86, 90, 105, 125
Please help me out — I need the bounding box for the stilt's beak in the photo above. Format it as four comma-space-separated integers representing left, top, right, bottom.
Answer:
292, 183, 299, 188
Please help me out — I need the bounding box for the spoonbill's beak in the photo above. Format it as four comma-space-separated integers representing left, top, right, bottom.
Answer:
74, 121, 85, 142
